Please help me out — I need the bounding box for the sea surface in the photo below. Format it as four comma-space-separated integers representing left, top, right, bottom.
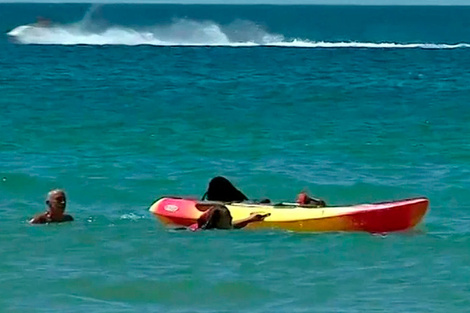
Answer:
1, 3, 470, 312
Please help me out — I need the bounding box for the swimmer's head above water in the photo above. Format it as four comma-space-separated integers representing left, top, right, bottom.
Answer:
30, 189, 73, 224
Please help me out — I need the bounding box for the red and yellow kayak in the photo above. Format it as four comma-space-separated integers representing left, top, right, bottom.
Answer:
149, 197, 429, 233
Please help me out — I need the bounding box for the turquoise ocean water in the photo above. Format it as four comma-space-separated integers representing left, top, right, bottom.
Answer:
1, 4, 470, 312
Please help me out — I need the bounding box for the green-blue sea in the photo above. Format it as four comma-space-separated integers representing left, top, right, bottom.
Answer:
1, 4, 470, 312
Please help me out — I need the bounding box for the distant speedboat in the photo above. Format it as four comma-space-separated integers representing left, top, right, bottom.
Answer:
8, 25, 33, 37
7, 25, 34, 43
7, 17, 51, 43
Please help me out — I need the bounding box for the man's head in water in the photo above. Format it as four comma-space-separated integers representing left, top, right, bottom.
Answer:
198, 205, 233, 230
30, 189, 73, 224
193, 204, 269, 231
46, 189, 67, 217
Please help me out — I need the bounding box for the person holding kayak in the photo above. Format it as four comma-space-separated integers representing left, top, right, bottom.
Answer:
187, 204, 270, 231
296, 191, 326, 207
201, 176, 249, 202
181, 176, 324, 231
202, 176, 326, 207
30, 189, 74, 224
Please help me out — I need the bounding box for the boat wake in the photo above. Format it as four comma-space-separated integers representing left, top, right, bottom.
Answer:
6, 7, 470, 49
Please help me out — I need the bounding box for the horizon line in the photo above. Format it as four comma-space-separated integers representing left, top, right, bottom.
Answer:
2, 1, 470, 5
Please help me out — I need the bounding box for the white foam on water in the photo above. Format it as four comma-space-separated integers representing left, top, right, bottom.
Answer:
7, 10, 470, 49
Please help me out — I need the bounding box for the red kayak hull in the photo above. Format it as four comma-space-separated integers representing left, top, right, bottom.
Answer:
149, 197, 429, 233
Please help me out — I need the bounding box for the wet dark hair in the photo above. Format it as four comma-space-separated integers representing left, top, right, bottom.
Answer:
202, 176, 248, 202
198, 205, 233, 230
